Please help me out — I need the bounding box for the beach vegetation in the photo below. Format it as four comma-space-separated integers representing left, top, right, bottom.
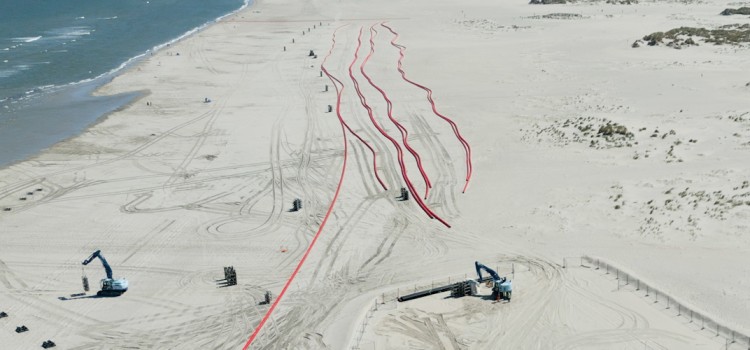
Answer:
638, 24, 750, 48
720, 7, 750, 15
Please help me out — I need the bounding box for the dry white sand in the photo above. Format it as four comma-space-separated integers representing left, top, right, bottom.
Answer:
1, 0, 749, 348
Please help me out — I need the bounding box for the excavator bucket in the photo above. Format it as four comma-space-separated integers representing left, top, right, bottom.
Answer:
82, 276, 90, 292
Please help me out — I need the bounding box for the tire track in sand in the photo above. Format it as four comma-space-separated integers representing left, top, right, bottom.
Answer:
242, 25, 351, 350
350, 26, 450, 228
381, 22, 473, 193
362, 24, 433, 200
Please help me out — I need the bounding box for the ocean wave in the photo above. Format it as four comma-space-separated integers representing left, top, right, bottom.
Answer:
12, 36, 42, 43
66, 52, 149, 88
98, 16, 118, 20
55, 0, 251, 93
0, 69, 18, 78
3, 0, 251, 103
151, 0, 250, 52
0, 65, 31, 79
45, 26, 92, 40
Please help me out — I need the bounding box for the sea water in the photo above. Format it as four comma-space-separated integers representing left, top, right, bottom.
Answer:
0, 0, 248, 166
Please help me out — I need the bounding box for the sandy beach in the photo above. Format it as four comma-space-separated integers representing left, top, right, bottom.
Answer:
1, 0, 749, 348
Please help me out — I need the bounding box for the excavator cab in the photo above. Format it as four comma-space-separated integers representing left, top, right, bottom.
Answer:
97, 278, 128, 297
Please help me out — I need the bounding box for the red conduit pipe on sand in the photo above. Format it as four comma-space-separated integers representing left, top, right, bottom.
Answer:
242, 27, 352, 350
380, 23, 473, 193
320, 29, 389, 192
361, 24, 432, 200
321, 29, 388, 192
349, 27, 451, 228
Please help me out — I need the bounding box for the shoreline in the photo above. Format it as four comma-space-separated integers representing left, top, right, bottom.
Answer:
0, 80, 144, 168
0, 0, 253, 170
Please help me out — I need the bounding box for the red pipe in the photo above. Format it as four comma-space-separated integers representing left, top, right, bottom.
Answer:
320, 32, 389, 192
242, 26, 351, 350
349, 27, 450, 228
360, 24, 432, 200
380, 23, 473, 193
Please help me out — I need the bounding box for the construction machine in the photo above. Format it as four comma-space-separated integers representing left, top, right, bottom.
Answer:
475, 261, 512, 301
82, 250, 128, 297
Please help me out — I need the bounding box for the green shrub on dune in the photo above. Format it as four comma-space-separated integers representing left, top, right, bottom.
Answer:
638, 24, 750, 48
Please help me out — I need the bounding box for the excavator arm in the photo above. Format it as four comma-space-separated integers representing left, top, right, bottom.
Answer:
475, 261, 512, 301
475, 261, 502, 283
82, 250, 113, 279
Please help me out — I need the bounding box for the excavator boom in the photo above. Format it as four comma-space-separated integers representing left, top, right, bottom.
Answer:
82, 250, 113, 279
475, 261, 502, 282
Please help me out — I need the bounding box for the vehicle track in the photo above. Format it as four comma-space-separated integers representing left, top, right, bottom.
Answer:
358, 213, 408, 271
320, 27, 389, 193
0, 35, 254, 211
185, 27, 228, 77
381, 22, 473, 193
362, 24, 433, 200
162, 103, 224, 188
71, 292, 260, 350
242, 25, 352, 350
408, 111, 461, 218
0, 108, 218, 202
349, 26, 450, 228
309, 196, 380, 284
0, 259, 29, 291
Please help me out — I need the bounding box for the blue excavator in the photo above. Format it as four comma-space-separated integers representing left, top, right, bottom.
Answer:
475, 261, 512, 301
82, 250, 129, 297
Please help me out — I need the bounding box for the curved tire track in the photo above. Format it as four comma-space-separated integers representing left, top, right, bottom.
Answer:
350, 26, 450, 228
361, 25, 433, 200
381, 22, 473, 193
242, 26, 351, 350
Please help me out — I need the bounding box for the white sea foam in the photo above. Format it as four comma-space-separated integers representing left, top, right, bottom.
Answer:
45, 26, 92, 41
68, 0, 252, 90
151, 0, 250, 52
12, 0, 252, 102
12, 36, 42, 43
57, 52, 149, 90
0, 69, 17, 78
0, 65, 31, 79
